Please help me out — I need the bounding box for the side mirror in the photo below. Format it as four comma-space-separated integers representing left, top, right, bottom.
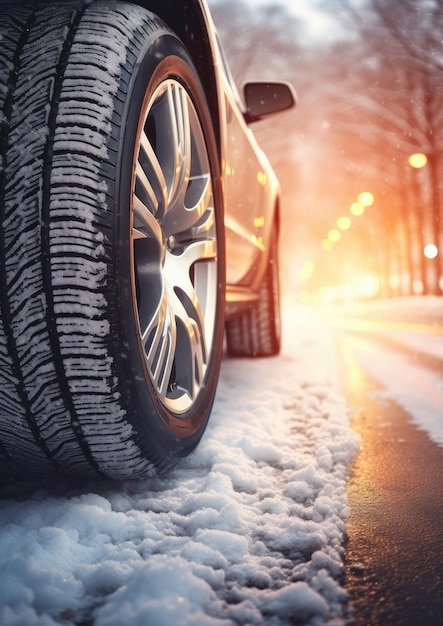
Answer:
243, 81, 297, 123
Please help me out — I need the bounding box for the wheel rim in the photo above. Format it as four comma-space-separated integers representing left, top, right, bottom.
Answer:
131, 79, 218, 415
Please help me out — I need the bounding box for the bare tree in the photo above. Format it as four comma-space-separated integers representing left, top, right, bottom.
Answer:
328, 0, 443, 293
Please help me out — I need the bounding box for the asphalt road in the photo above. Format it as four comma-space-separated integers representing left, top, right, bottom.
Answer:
333, 323, 443, 626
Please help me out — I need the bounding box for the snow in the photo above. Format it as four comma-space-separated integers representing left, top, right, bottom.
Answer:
2, 296, 441, 625
324, 296, 443, 448
0, 306, 359, 626
342, 331, 443, 446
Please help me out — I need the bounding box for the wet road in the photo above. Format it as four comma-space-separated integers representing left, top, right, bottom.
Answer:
327, 311, 443, 625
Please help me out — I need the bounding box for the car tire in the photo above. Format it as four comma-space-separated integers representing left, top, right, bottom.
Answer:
226, 229, 281, 358
0, 0, 225, 480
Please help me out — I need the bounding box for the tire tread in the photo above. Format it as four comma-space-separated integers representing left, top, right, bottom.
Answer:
0, 1, 166, 480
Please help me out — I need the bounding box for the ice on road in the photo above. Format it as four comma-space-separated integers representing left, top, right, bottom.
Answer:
0, 306, 359, 626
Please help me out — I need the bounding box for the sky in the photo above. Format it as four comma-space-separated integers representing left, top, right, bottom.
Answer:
2, 299, 443, 625
242, 0, 340, 40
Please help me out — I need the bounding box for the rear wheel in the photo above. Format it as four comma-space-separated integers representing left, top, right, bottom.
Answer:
226, 229, 281, 357
0, 0, 225, 480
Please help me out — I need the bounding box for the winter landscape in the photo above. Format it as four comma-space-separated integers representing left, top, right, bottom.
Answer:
1, 0, 442, 623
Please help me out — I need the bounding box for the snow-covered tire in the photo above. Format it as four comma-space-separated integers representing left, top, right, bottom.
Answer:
0, 0, 225, 480
226, 229, 281, 357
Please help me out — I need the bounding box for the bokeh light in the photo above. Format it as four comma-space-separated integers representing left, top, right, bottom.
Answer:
350, 202, 365, 216
300, 259, 315, 280
328, 228, 341, 242
408, 153, 427, 169
337, 216, 351, 230
424, 243, 438, 259
357, 191, 374, 207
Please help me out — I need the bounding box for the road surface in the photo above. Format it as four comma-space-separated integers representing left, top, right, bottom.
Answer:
325, 306, 443, 625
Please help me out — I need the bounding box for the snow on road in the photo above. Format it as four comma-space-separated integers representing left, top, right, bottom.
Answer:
323, 296, 443, 449
0, 306, 359, 626
339, 332, 443, 448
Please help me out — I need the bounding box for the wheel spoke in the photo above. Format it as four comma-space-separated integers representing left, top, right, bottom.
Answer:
182, 236, 217, 267
141, 290, 176, 399
135, 160, 158, 214
140, 281, 206, 405
138, 129, 168, 216
166, 237, 216, 313
161, 84, 212, 236
166, 238, 217, 365
166, 83, 191, 210
162, 174, 213, 236
133, 195, 163, 242
169, 286, 206, 403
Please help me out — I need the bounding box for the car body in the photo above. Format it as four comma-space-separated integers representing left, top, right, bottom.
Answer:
118, 0, 295, 311
0, 0, 295, 481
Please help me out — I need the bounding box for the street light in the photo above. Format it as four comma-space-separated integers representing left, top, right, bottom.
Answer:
358, 191, 374, 207
424, 244, 438, 259
337, 216, 351, 230
327, 228, 341, 242
408, 153, 427, 169
350, 201, 365, 216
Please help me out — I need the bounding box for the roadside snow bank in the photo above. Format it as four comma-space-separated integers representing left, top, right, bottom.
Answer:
0, 307, 359, 626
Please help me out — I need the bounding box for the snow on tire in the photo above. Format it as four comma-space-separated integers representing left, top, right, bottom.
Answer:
0, 0, 225, 480
226, 228, 281, 357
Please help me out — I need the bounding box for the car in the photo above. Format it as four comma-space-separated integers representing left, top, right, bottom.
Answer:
0, 0, 296, 481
